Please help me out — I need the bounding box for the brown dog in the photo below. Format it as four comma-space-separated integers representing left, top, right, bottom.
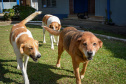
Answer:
43, 26, 103, 84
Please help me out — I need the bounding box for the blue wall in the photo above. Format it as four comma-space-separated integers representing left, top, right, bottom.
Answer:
95, 0, 126, 26
38, 0, 69, 19
110, 0, 126, 26
95, 0, 107, 16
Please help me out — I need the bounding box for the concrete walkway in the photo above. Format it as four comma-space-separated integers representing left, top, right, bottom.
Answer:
61, 19, 126, 36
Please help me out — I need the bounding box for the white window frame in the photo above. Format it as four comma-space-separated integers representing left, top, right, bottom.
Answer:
42, 0, 56, 8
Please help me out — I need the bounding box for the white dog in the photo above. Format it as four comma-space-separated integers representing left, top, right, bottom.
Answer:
9, 11, 42, 84
42, 14, 61, 50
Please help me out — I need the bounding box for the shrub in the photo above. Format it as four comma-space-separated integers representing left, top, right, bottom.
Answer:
3, 9, 15, 21
13, 5, 36, 20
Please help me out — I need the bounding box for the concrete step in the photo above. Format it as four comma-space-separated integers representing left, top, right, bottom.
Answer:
87, 16, 105, 22
64, 14, 105, 22
0, 13, 4, 18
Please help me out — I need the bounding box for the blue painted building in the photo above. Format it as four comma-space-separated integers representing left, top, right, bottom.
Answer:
38, 0, 126, 26
38, 0, 94, 19
95, 0, 126, 26
0, 0, 18, 13
38, 0, 69, 19
0, 0, 126, 26
0, 0, 38, 13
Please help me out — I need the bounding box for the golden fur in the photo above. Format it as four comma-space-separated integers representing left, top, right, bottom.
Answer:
43, 26, 103, 84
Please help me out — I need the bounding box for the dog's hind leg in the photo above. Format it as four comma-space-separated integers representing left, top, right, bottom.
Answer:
17, 64, 20, 70
24, 55, 29, 71
17, 57, 20, 70
80, 61, 88, 79
56, 36, 59, 46
56, 39, 64, 68
56, 30, 60, 46
42, 22, 46, 43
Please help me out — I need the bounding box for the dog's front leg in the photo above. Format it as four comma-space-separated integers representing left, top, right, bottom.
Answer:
17, 56, 29, 84
56, 40, 64, 68
53, 35, 56, 43
24, 55, 29, 71
80, 61, 88, 79
49, 33, 54, 50
72, 60, 81, 84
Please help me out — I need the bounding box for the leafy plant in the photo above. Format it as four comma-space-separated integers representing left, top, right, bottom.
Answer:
105, 9, 114, 25
13, 5, 36, 20
3, 9, 15, 21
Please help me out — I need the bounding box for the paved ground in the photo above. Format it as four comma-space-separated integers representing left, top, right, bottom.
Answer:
61, 19, 126, 36
0, 19, 126, 43
0, 18, 126, 36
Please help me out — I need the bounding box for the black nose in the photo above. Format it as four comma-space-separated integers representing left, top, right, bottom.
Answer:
37, 54, 41, 58
87, 51, 93, 56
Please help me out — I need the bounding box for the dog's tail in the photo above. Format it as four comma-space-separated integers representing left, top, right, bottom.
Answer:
43, 26, 60, 36
20, 11, 42, 25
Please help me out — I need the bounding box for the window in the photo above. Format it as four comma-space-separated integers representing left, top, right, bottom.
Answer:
3, 0, 16, 2
42, 0, 56, 8
3, 0, 9, 2
10, 0, 16, 2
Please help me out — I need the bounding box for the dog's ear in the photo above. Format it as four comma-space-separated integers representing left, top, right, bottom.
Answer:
20, 44, 25, 54
58, 24, 61, 30
77, 33, 83, 42
77, 37, 82, 42
98, 39, 103, 48
49, 24, 52, 29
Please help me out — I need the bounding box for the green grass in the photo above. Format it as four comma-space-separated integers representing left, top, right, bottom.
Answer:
0, 24, 126, 84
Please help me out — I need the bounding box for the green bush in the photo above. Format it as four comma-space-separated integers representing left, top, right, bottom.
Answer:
13, 5, 36, 20
3, 9, 15, 21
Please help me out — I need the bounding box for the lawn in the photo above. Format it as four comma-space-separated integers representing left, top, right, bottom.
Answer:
0, 24, 126, 84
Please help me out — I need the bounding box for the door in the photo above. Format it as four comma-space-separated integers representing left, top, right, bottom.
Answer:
20, 0, 26, 6
74, 0, 88, 13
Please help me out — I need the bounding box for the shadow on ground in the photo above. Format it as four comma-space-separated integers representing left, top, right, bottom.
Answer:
0, 59, 74, 84
0, 59, 20, 84
28, 61, 74, 84
99, 37, 126, 60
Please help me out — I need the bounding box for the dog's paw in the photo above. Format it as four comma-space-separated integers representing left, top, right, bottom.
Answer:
17, 66, 20, 70
80, 75, 84, 79
56, 64, 60, 68
43, 41, 46, 43
53, 40, 56, 43
51, 47, 54, 50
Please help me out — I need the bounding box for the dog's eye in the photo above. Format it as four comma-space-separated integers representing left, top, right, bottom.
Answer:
83, 43, 87, 46
93, 43, 97, 46
29, 47, 33, 50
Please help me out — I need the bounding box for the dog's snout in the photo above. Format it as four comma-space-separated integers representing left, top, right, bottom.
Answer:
87, 51, 93, 56
37, 54, 41, 58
